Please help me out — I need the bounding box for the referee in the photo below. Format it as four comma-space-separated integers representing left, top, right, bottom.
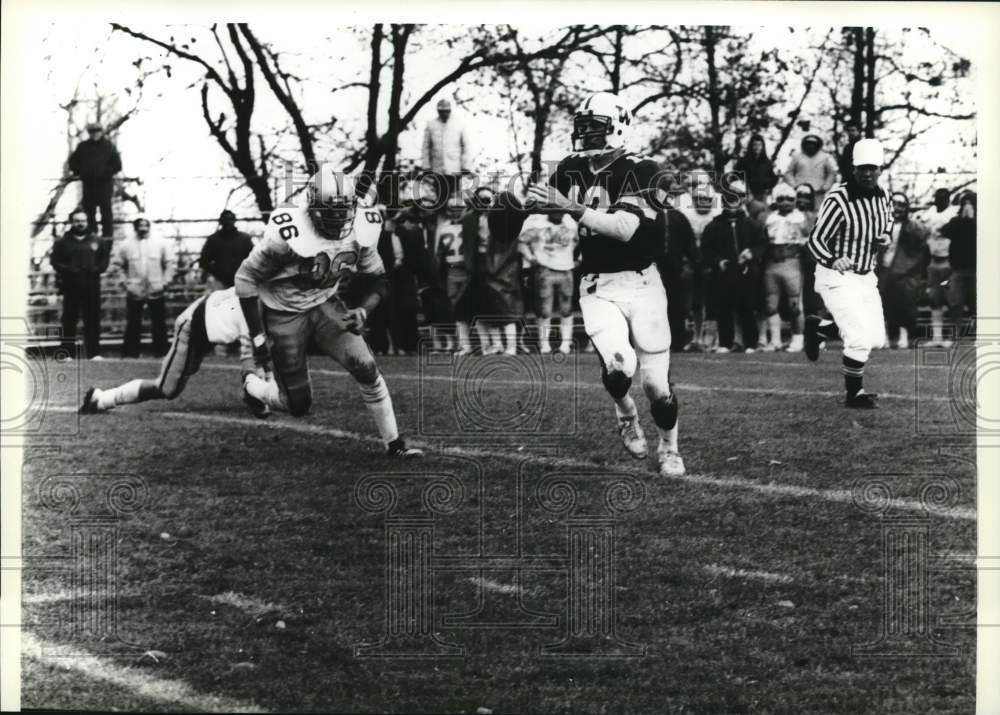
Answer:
803, 138, 893, 408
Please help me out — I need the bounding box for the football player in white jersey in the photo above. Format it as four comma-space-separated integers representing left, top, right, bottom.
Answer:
78, 287, 266, 414
525, 92, 684, 477
235, 166, 423, 458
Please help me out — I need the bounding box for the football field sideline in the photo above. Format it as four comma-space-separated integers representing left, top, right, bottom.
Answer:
77, 355, 953, 403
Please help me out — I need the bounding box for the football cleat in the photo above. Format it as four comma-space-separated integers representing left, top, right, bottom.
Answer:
804, 315, 821, 362
558, 343, 572, 355
539, 343, 552, 354
617, 415, 648, 459
657, 446, 686, 477
242, 377, 270, 420
845, 392, 878, 409
786, 334, 804, 353
387, 438, 424, 458
78, 387, 99, 415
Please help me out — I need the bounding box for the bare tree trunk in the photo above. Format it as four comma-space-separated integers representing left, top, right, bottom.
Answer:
864, 27, 877, 136
849, 27, 865, 128
704, 27, 724, 172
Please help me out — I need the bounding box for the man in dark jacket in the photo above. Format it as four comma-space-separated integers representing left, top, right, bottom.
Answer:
367, 205, 425, 355
942, 192, 977, 329
68, 123, 122, 238
877, 193, 929, 348
50, 209, 112, 358
199, 210, 255, 288
837, 123, 862, 181
657, 207, 700, 351
701, 180, 767, 351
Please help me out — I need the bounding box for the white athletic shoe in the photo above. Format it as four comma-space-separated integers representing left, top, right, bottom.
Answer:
657, 445, 686, 477
558, 343, 572, 354
786, 335, 804, 353
454, 346, 474, 357
504, 347, 518, 357
715, 347, 731, 354
617, 415, 648, 459
539, 343, 552, 354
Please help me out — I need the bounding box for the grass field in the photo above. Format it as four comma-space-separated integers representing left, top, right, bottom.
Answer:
18, 343, 977, 713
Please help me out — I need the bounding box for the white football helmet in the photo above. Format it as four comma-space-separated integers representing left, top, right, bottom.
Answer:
572, 92, 633, 155
306, 166, 358, 240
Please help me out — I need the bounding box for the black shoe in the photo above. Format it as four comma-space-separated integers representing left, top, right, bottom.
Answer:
78, 386, 98, 415
845, 392, 878, 409
804, 316, 820, 362
387, 438, 424, 458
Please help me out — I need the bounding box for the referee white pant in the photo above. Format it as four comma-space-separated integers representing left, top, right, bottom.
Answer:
814, 264, 886, 362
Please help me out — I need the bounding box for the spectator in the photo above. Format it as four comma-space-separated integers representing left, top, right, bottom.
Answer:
783, 134, 838, 209
762, 183, 810, 351
733, 133, 779, 202
68, 122, 122, 238
921, 187, 959, 346
519, 209, 578, 354
921, 187, 959, 237
437, 196, 475, 354
421, 98, 472, 205
837, 122, 863, 180
701, 180, 766, 352
942, 192, 976, 334
373, 202, 432, 355
877, 192, 929, 349
200, 210, 255, 288
482, 189, 527, 356
680, 186, 718, 350
112, 216, 176, 358
657, 206, 699, 352
795, 183, 825, 319
49, 209, 111, 359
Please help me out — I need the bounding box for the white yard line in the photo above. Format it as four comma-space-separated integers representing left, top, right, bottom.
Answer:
469, 576, 523, 595
84, 356, 953, 403
22, 631, 268, 713
48, 405, 976, 522
201, 591, 288, 618
703, 564, 795, 584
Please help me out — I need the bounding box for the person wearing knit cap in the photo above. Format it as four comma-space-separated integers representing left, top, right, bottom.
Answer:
200, 209, 255, 288
783, 134, 838, 211
804, 138, 893, 408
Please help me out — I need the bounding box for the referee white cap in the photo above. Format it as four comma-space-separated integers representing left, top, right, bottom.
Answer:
852, 138, 884, 167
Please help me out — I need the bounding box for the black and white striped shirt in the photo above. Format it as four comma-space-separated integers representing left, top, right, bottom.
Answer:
807, 181, 893, 274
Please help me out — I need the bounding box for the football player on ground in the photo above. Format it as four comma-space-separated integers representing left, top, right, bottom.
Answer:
525, 92, 684, 477
235, 166, 423, 457
78, 287, 267, 415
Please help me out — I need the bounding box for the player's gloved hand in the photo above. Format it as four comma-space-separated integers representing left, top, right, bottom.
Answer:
831, 256, 854, 273
250, 333, 271, 371
333, 307, 368, 335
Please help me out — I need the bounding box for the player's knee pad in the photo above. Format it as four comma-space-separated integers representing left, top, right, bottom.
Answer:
650, 391, 679, 431
601, 368, 632, 400
346, 356, 380, 385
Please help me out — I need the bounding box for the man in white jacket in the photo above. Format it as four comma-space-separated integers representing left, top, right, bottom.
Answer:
421, 98, 472, 204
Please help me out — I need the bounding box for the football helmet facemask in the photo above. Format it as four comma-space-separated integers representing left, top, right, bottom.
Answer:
572, 92, 633, 155
307, 167, 358, 240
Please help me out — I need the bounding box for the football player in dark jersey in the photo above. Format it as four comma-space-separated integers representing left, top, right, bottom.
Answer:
526, 92, 684, 476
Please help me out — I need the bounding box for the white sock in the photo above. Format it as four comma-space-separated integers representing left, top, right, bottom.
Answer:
768, 314, 782, 345
614, 394, 637, 421
359, 375, 399, 444
489, 327, 502, 349
931, 309, 944, 343
96, 379, 144, 410
656, 422, 679, 452
457, 322, 471, 350
504, 323, 517, 352
475, 322, 490, 349
245, 373, 285, 410
537, 317, 551, 350
559, 316, 574, 348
